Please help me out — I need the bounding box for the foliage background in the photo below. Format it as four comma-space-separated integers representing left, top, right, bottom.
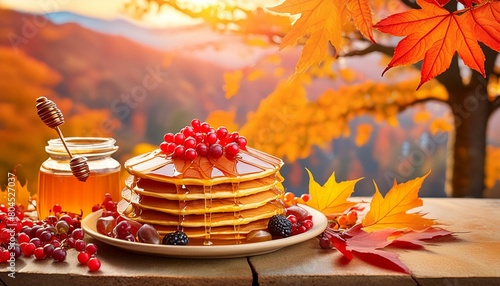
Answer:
0, 1, 499, 199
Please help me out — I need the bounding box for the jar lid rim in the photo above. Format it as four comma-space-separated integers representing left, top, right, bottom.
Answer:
46, 137, 118, 156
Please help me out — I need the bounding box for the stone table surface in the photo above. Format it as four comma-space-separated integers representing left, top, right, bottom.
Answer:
1, 198, 499, 286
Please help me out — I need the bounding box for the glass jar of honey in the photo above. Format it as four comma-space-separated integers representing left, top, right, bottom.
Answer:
37, 137, 121, 219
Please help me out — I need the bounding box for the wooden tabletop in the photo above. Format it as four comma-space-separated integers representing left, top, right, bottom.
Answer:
1, 198, 499, 286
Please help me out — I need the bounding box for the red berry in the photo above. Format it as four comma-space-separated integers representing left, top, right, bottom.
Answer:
34, 247, 45, 260
52, 204, 62, 214
52, 247, 67, 262
160, 142, 169, 153
200, 122, 211, 133
174, 133, 185, 145
43, 244, 55, 256
163, 133, 174, 143
216, 127, 228, 139
237, 136, 247, 149
196, 143, 209, 157
72, 228, 84, 240
78, 251, 90, 264
208, 144, 223, 159
91, 204, 101, 212
191, 119, 201, 130
103, 193, 113, 203
75, 239, 86, 252
173, 145, 186, 159
205, 132, 217, 145
87, 257, 101, 272
166, 142, 176, 153
104, 200, 115, 211
302, 219, 313, 230
225, 142, 240, 157
286, 215, 298, 224
183, 137, 196, 149
22, 242, 36, 257
184, 148, 197, 160
86, 243, 98, 255
182, 126, 195, 137
194, 132, 204, 143
229, 132, 240, 142
18, 232, 30, 244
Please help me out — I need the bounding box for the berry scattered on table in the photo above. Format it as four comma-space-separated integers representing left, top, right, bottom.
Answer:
0, 198, 106, 273
159, 119, 247, 161
162, 231, 189, 245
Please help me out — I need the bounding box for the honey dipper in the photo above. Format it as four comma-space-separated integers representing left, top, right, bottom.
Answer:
36, 97, 90, 182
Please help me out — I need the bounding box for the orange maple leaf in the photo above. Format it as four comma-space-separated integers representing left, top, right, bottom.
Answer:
270, 0, 374, 73
304, 168, 361, 216
374, 0, 500, 89
362, 171, 436, 232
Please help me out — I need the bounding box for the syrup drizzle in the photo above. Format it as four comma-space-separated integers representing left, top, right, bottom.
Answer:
122, 147, 284, 243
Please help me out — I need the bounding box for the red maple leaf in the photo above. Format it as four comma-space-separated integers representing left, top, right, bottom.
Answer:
326, 224, 454, 273
374, 0, 500, 89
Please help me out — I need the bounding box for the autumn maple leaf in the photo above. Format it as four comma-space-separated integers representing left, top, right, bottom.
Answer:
362, 171, 436, 232
305, 168, 361, 216
269, 0, 374, 73
374, 0, 500, 89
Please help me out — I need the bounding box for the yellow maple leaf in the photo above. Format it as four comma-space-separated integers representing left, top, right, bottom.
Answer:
305, 168, 361, 216
362, 171, 435, 232
0, 177, 32, 209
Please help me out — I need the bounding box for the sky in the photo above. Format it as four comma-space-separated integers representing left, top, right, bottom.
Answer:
0, 0, 282, 27
0, 0, 204, 27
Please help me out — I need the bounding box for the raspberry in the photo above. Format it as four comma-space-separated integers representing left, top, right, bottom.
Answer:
162, 231, 189, 245
267, 215, 293, 238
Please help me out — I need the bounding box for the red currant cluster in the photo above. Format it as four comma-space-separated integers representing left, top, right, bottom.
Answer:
92, 193, 119, 219
159, 119, 247, 160
0, 203, 101, 272
285, 205, 314, 235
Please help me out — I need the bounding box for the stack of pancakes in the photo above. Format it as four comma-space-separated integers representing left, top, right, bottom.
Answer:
119, 147, 285, 244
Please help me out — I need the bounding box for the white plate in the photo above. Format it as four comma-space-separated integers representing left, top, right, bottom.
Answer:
81, 204, 327, 259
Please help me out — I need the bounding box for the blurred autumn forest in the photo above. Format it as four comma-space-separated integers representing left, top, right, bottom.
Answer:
0, 0, 499, 199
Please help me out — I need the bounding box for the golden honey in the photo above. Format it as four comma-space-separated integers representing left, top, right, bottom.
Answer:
37, 137, 121, 219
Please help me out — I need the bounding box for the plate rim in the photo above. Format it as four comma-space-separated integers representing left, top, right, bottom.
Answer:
82, 204, 327, 258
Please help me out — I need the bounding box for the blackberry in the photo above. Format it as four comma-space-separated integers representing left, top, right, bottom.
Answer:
162, 231, 189, 245
267, 215, 293, 238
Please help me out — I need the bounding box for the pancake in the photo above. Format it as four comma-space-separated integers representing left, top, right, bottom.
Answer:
119, 124, 286, 245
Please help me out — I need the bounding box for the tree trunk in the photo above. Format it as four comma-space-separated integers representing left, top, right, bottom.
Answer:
445, 77, 490, 197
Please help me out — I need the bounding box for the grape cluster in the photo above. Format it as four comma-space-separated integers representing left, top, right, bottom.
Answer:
0, 203, 101, 272
159, 118, 247, 160
93, 196, 188, 246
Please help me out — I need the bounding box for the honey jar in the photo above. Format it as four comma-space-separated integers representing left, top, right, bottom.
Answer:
37, 137, 121, 219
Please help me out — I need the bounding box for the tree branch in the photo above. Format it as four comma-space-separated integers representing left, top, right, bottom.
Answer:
343, 43, 394, 58
400, 0, 421, 9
